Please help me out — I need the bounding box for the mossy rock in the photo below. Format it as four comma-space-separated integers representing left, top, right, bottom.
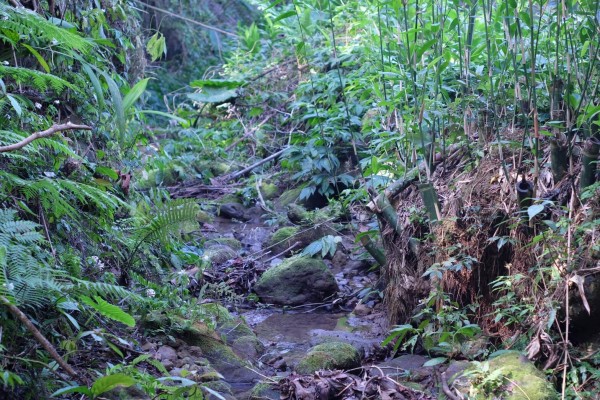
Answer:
279, 188, 302, 206
260, 182, 279, 200
296, 341, 361, 374
196, 209, 213, 223
217, 194, 243, 205
231, 335, 265, 359
249, 382, 280, 400
269, 226, 299, 252
202, 380, 235, 400
287, 204, 310, 225
204, 245, 237, 264
254, 257, 338, 305
453, 352, 558, 400
269, 224, 336, 256
137, 167, 179, 189
206, 237, 242, 251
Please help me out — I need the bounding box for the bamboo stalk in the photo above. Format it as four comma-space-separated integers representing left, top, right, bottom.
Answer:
580, 137, 600, 191
359, 236, 386, 267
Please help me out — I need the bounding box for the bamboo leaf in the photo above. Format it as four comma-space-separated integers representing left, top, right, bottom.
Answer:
91, 374, 136, 397
123, 78, 150, 114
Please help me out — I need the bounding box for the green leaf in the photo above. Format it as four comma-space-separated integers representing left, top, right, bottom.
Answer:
91, 374, 136, 397
6, 94, 22, 116
95, 166, 118, 180
187, 89, 238, 104
123, 78, 150, 114
273, 10, 297, 23
51, 385, 92, 397
146, 32, 167, 62
80, 295, 135, 327
527, 203, 545, 220
423, 357, 447, 367
22, 44, 50, 73
189, 79, 245, 89
81, 64, 105, 108
99, 71, 125, 137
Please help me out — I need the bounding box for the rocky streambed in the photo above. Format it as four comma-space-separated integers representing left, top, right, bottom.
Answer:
135, 191, 558, 400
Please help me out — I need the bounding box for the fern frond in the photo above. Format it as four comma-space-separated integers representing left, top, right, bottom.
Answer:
70, 278, 143, 302
0, 66, 77, 93
0, 4, 94, 53
133, 199, 200, 248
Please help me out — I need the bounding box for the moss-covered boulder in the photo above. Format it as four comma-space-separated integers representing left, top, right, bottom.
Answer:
260, 182, 279, 200
204, 244, 238, 264
279, 188, 302, 206
296, 342, 361, 374
269, 226, 299, 253
253, 257, 338, 305
287, 204, 310, 224
453, 352, 558, 400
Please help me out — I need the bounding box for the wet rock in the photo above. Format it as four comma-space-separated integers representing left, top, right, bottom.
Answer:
254, 257, 338, 306
352, 303, 372, 316
296, 341, 361, 374
203, 380, 235, 400
232, 335, 265, 360
219, 202, 248, 220
204, 244, 238, 264
452, 351, 558, 399
374, 354, 432, 381
249, 382, 280, 400
205, 237, 243, 251
154, 345, 177, 364
287, 204, 310, 224
268, 226, 299, 254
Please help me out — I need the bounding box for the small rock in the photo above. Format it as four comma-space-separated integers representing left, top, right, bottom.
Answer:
188, 346, 203, 357
219, 203, 248, 220
155, 345, 177, 363
162, 359, 174, 370
353, 303, 372, 316
141, 342, 156, 352
177, 348, 190, 359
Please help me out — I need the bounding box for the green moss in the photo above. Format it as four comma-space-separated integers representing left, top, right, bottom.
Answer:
488, 353, 558, 400
196, 210, 213, 223
296, 341, 361, 374
204, 245, 237, 264
269, 226, 299, 249
202, 380, 233, 398
279, 188, 302, 206
197, 303, 234, 324
217, 194, 242, 204
260, 182, 279, 200
456, 352, 558, 400
250, 382, 279, 400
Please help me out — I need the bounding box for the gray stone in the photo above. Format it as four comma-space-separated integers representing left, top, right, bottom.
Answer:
219, 203, 248, 220
154, 345, 177, 363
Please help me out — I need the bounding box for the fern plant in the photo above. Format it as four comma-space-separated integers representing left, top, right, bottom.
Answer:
0, 208, 64, 308
124, 198, 201, 268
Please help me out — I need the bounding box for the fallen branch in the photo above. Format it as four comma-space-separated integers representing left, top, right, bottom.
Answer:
224, 147, 288, 182
0, 122, 92, 153
0, 296, 78, 378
